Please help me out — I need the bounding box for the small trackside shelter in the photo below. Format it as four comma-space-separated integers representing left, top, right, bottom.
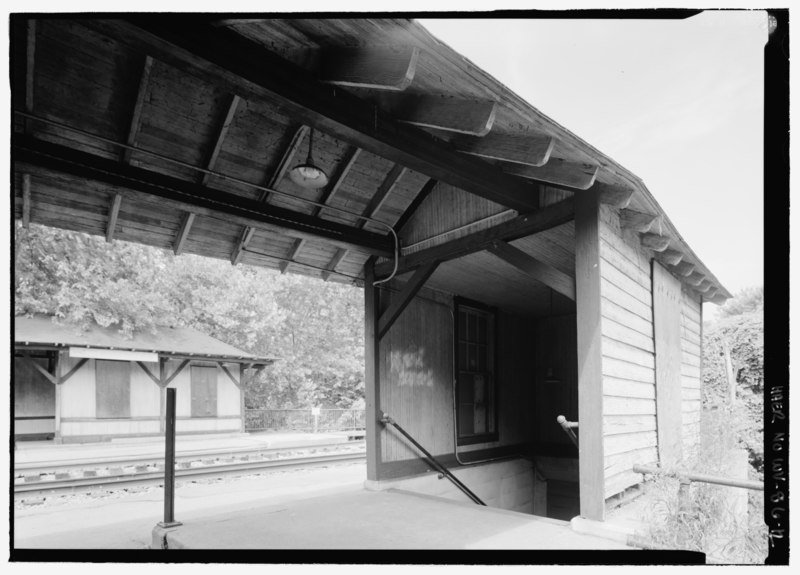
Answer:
14, 315, 275, 443
11, 17, 731, 521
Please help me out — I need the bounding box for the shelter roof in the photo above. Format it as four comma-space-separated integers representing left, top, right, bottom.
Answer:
14, 315, 276, 365
11, 17, 730, 308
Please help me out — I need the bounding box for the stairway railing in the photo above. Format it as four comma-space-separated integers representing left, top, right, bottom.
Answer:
556, 415, 579, 448
380, 412, 486, 506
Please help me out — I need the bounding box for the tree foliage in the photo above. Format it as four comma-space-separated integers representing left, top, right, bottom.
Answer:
15, 224, 365, 410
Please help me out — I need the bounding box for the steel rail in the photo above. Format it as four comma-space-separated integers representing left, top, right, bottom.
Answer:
14, 440, 365, 476
15, 451, 366, 496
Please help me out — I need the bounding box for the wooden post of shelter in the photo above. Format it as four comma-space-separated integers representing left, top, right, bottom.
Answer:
364, 258, 381, 481
574, 188, 605, 521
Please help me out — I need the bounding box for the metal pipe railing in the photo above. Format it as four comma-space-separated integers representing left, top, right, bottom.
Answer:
633, 464, 764, 492
380, 412, 486, 506
556, 415, 579, 448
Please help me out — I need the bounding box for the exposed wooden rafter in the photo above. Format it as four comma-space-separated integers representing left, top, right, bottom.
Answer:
392, 178, 437, 233
454, 133, 554, 167
654, 248, 683, 266
502, 158, 600, 191
231, 125, 309, 266
377, 261, 439, 339
596, 182, 634, 209
89, 19, 541, 212
671, 260, 695, 277
173, 213, 195, 256
318, 46, 420, 91
374, 197, 574, 278
281, 146, 361, 273
25, 20, 36, 124
16, 135, 394, 258
486, 240, 575, 301
122, 55, 153, 164
640, 232, 671, 252
106, 194, 122, 243
200, 94, 241, 186
619, 209, 658, 233
696, 279, 714, 293
316, 162, 406, 277
320, 248, 349, 281
685, 271, 706, 287
22, 173, 31, 228
384, 94, 497, 136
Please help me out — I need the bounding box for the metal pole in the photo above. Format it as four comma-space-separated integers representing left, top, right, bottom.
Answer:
159, 388, 182, 527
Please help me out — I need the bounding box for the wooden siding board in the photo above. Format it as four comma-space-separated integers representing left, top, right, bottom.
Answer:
604, 414, 657, 436
601, 277, 652, 322
601, 337, 655, 369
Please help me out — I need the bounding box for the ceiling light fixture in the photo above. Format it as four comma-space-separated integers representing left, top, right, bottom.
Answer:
289, 128, 329, 189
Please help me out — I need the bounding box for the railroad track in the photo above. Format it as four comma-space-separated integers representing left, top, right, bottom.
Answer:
15, 445, 366, 497
15, 440, 365, 476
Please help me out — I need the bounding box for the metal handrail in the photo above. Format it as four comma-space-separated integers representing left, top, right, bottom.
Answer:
556, 415, 579, 448
633, 464, 764, 491
380, 412, 486, 505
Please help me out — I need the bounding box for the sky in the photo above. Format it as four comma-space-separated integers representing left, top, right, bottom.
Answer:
419, 12, 767, 311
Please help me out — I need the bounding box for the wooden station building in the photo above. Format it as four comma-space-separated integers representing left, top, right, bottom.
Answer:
11, 17, 730, 522
14, 315, 274, 443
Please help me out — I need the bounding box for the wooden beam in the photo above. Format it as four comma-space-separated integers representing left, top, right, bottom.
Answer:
685, 271, 706, 286
23, 352, 58, 385
200, 94, 241, 186
486, 240, 575, 300
22, 173, 31, 228
374, 197, 574, 278
671, 260, 695, 277
105, 194, 122, 243
231, 125, 309, 265
280, 145, 361, 273
392, 178, 436, 233
136, 360, 162, 386
173, 212, 195, 255
90, 19, 541, 212
378, 261, 439, 339
640, 232, 671, 252
318, 46, 420, 91
321, 248, 349, 281
16, 135, 394, 258
358, 163, 406, 229
364, 258, 382, 480
454, 132, 554, 167
25, 20, 36, 121
574, 187, 605, 521
619, 209, 657, 233
122, 55, 153, 164
217, 362, 241, 388
385, 94, 497, 136
654, 248, 683, 266
164, 359, 190, 386
596, 182, 634, 209
502, 158, 599, 191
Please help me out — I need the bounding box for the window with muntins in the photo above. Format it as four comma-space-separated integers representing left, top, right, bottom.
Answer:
455, 300, 497, 445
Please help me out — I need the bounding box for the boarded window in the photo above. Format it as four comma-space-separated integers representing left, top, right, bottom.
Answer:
653, 261, 683, 467
96, 360, 131, 419
191, 366, 217, 417
455, 300, 497, 445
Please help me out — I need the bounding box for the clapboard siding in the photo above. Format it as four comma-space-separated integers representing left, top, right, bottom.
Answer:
680, 288, 703, 454
599, 205, 657, 500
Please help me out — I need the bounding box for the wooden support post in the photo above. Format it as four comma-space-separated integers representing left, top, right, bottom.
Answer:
159, 387, 182, 528
364, 258, 381, 481
54, 351, 63, 443
106, 194, 122, 243
22, 173, 31, 228
159, 358, 167, 434
574, 188, 605, 521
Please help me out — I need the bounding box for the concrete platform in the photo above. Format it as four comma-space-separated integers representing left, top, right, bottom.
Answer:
158, 487, 635, 550
14, 430, 356, 466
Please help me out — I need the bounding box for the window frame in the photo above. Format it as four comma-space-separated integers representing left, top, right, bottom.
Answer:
453, 297, 499, 446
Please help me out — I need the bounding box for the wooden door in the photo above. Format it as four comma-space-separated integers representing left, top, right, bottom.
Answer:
191, 366, 217, 417
653, 261, 683, 467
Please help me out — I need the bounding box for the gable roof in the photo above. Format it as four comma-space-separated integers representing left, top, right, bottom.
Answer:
14, 315, 276, 365
11, 17, 730, 309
